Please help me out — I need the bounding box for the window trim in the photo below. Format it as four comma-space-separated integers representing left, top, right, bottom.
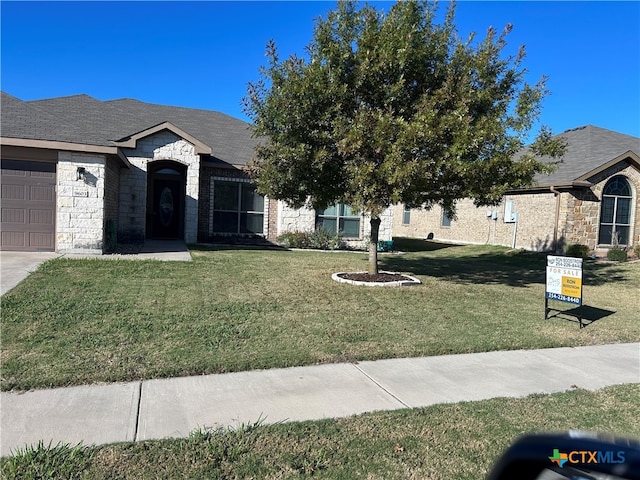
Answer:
598, 175, 633, 247
402, 205, 411, 225
210, 178, 265, 235
441, 210, 452, 228
316, 203, 361, 238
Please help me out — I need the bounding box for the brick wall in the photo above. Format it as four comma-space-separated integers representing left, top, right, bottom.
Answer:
198, 165, 251, 242
267, 197, 278, 241
391, 162, 640, 254
393, 192, 557, 251
103, 157, 120, 249
117, 158, 146, 242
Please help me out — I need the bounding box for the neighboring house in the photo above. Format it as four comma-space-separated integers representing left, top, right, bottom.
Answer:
0, 92, 391, 253
393, 126, 640, 255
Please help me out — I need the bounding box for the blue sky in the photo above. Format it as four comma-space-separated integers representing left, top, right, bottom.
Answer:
2, 1, 639, 138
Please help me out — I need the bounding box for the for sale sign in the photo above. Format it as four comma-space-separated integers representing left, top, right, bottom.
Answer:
546, 256, 583, 305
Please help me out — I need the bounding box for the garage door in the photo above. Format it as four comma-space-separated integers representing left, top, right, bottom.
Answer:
1, 160, 56, 251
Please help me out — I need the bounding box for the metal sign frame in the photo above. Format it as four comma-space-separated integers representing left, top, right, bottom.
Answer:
545, 255, 585, 327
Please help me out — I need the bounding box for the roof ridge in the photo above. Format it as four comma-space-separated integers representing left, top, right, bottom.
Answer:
105, 97, 248, 124
27, 93, 100, 103
2, 92, 64, 124
561, 124, 639, 141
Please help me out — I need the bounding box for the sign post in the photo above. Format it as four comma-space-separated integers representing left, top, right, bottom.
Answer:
545, 255, 584, 327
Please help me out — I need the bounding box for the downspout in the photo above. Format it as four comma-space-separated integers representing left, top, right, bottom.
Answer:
550, 186, 561, 253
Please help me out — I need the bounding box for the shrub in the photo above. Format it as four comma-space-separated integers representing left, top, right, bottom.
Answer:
276, 229, 345, 250
276, 231, 311, 249
607, 248, 628, 262
565, 243, 590, 258
634, 244, 640, 259
308, 228, 345, 250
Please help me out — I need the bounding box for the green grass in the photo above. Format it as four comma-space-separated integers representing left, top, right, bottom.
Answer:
1, 240, 639, 391
2, 383, 639, 479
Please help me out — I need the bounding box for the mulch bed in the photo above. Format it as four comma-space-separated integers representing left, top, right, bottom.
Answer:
337, 272, 410, 283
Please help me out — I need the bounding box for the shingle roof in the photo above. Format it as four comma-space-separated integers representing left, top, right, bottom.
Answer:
532, 125, 640, 187
3, 93, 638, 174
1, 92, 260, 166
1, 92, 107, 146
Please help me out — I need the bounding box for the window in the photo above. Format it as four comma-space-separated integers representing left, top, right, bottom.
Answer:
402, 205, 411, 225
316, 204, 360, 237
155, 168, 181, 176
441, 210, 452, 227
598, 176, 632, 246
212, 180, 264, 234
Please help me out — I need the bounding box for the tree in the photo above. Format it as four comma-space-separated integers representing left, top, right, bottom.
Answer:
244, 0, 564, 274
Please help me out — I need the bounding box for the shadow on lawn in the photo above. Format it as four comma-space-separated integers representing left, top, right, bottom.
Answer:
190, 243, 286, 252
382, 245, 630, 288
390, 237, 464, 252
546, 304, 616, 328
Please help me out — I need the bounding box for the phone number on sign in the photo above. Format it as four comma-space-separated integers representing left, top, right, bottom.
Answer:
546, 292, 581, 304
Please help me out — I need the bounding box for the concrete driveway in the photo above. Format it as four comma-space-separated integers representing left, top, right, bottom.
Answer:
0, 251, 59, 296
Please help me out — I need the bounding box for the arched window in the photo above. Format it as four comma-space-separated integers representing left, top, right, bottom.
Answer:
598, 176, 632, 246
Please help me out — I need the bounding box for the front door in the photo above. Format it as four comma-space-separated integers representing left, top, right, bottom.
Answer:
151, 178, 182, 239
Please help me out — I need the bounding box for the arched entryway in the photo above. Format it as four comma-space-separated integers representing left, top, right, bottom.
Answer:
146, 161, 187, 239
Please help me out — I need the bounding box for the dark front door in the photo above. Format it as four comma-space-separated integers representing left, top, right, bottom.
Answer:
151, 178, 182, 239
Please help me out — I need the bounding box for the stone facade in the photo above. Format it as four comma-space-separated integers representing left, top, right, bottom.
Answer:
47, 142, 640, 255
120, 130, 200, 243
41, 123, 640, 256
566, 163, 640, 252
277, 203, 317, 236
277, 202, 393, 248
56, 152, 107, 253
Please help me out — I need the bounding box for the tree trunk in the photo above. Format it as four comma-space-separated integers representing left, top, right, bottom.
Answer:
368, 216, 381, 275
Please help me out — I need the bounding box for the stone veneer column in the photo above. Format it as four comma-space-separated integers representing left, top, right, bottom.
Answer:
184, 154, 200, 244
57, 152, 106, 253
377, 206, 394, 242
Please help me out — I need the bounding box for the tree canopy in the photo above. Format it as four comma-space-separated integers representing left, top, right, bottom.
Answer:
244, 0, 564, 274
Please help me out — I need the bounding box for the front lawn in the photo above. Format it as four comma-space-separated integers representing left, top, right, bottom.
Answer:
2, 384, 639, 479
1, 240, 639, 391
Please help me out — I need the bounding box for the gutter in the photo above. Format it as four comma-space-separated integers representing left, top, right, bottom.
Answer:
1, 136, 131, 169
505, 180, 592, 195
550, 186, 561, 253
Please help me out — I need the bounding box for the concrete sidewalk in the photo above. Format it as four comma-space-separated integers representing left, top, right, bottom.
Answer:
1, 343, 639, 456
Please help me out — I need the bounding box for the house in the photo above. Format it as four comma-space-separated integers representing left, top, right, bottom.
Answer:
393, 125, 640, 255
0, 93, 392, 253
